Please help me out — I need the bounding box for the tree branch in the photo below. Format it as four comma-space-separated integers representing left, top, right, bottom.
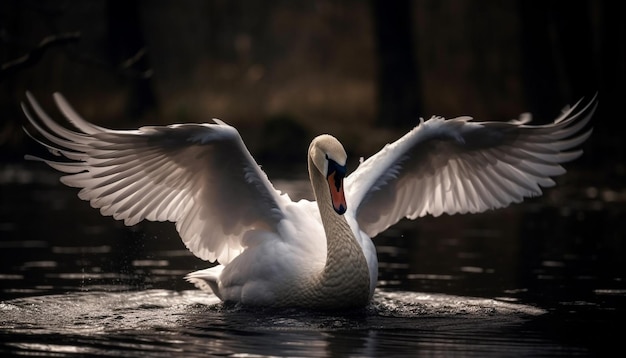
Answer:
0, 32, 81, 81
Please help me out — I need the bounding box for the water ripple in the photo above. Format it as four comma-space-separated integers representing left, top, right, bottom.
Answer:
0, 289, 554, 357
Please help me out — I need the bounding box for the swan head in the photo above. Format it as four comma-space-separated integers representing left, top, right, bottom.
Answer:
309, 135, 348, 215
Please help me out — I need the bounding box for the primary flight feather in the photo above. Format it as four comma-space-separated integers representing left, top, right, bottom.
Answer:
23, 92, 596, 309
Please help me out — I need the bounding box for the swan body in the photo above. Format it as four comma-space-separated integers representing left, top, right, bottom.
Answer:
22, 92, 596, 309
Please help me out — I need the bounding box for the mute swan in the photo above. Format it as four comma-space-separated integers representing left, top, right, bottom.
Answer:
22, 92, 596, 309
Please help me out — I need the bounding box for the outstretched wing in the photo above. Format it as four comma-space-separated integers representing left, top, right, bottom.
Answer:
22, 92, 286, 264
345, 95, 596, 238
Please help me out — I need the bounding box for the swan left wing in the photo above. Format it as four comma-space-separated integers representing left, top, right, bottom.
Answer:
22, 92, 285, 264
345, 95, 596, 238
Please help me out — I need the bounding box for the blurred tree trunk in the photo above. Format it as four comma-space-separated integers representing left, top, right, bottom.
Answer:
519, 0, 595, 121
597, 0, 626, 171
371, 0, 422, 129
518, 0, 561, 121
107, 0, 156, 119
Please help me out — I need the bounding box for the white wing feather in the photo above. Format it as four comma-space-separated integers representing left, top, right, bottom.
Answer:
345, 95, 596, 238
22, 92, 285, 264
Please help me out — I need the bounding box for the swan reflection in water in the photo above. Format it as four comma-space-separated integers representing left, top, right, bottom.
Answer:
22, 92, 596, 309
2, 287, 553, 357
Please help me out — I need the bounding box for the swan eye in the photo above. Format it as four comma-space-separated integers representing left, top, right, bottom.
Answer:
326, 158, 346, 189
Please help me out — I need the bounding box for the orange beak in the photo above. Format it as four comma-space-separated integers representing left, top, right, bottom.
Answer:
327, 171, 347, 215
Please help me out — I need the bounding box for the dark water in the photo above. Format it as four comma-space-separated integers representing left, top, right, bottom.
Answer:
1, 164, 624, 357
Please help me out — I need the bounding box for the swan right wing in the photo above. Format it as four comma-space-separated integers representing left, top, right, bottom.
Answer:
345, 95, 596, 238
22, 92, 286, 264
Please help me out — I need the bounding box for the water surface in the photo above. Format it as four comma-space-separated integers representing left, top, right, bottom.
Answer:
1, 164, 624, 356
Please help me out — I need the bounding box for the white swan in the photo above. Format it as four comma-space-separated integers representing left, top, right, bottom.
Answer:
22, 92, 596, 309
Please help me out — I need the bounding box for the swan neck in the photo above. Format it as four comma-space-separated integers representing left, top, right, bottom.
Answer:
308, 156, 370, 307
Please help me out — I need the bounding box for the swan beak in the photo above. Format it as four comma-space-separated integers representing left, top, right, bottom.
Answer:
327, 168, 347, 215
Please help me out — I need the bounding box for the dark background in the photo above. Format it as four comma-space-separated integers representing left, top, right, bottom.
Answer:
1, 0, 624, 182
0, 4, 625, 355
